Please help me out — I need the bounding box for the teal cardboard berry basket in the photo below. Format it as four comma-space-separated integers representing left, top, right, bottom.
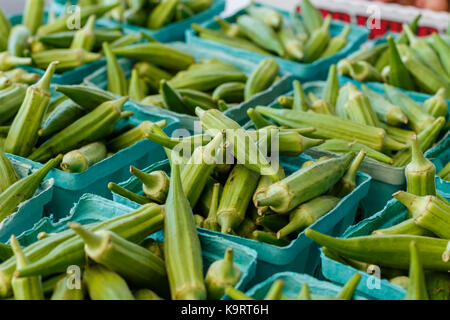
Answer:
110, 154, 371, 285
15, 193, 258, 299
185, 3, 369, 81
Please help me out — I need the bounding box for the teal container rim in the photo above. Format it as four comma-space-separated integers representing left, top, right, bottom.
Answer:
83, 41, 293, 129
15, 193, 258, 299
245, 271, 368, 300
185, 3, 369, 78
112, 153, 372, 265
5, 100, 180, 191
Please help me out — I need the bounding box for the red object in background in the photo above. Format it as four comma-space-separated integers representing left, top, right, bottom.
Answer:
297, 5, 440, 38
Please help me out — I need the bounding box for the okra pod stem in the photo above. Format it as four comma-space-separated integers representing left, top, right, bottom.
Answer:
330, 150, 366, 198
107, 182, 150, 205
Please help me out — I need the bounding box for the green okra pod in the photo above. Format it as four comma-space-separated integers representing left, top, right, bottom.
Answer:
297, 283, 311, 300
60, 142, 107, 173
428, 33, 450, 78
29, 97, 127, 162
387, 36, 415, 91
254, 153, 353, 213
37, 2, 120, 36
277, 196, 340, 239
248, 230, 290, 246
372, 218, 434, 237
423, 88, 448, 118
255, 106, 386, 151
247, 4, 282, 30
69, 223, 168, 293
147, 0, 178, 30
130, 166, 170, 204
164, 163, 206, 300
203, 183, 221, 232
7, 25, 31, 58
134, 288, 163, 300
0, 83, 28, 122
0, 7, 11, 39
22, 0, 45, 35
305, 229, 450, 271
264, 279, 284, 300
16, 203, 165, 279
303, 15, 331, 63
337, 59, 382, 82
330, 150, 366, 198
236, 15, 284, 56
38, 99, 86, 139
403, 23, 449, 83
104, 42, 128, 96
70, 14, 96, 51
383, 84, 435, 133
292, 80, 310, 111
50, 276, 84, 300
0, 155, 62, 222
360, 84, 407, 126
247, 108, 273, 129
225, 286, 253, 300
322, 65, 339, 110
196, 108, 279, 180
111, 42, 194, 71
300, 0, 323, 34
392, 117, 445, 167
4, 62, 56, 156
10, 235, 44, 300
54, 85, 117, 111
405, 241, 428, 300
217, 164, 260, 233
205, 248, 241, 300
212, 82, 245, 103
128, 69, 148, 102
405, 135, 436, 197
84, 264, 135, 300
107, 120, 161, 152
320, 24, 351, 59
336, 273, 361, 300
0, 148, 20, 194
397, 44, 450, 97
